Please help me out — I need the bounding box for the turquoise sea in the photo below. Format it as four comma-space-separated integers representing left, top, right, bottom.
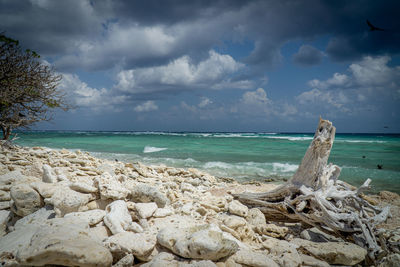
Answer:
14, 131, 400, 194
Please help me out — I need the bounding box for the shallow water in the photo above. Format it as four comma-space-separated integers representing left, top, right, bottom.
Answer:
14, 131, 400, 193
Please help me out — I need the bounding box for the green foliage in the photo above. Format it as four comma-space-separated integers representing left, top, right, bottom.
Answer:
0, 33, 68, 140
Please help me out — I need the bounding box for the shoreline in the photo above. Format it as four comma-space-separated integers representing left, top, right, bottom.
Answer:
0, 144, 399, 266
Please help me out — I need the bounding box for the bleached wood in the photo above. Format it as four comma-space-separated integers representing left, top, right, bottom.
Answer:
234, 118, 391, 263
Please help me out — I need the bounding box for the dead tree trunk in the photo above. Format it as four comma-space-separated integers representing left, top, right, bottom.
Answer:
234, 118, 390, 263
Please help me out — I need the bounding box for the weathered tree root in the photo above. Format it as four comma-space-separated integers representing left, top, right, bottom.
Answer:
234, 118, 391, 264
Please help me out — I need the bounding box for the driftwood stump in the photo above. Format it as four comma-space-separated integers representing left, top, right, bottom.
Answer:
234, 118, 390, 263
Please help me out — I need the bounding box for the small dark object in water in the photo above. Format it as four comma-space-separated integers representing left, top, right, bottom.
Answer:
362, 155, 366, 158
115, 159, 118, 162
377, 164, 383, 169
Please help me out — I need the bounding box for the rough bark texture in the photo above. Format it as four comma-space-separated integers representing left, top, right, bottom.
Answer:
234, 118, 390, 264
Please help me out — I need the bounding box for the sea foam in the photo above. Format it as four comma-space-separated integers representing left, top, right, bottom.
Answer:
143, 146, 168, 153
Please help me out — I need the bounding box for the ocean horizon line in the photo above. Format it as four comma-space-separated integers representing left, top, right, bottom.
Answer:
15, 130, 400, 135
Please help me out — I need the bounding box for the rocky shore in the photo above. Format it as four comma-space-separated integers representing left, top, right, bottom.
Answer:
0, 144, 399, 266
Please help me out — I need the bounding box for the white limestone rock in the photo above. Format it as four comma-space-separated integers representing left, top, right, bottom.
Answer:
42, 164, 57, 183
70, 181, 98, 193
0, 170, 24, 189
228, 200, 248, 217
16, 219, 112, 267
135, 202, 158, 219
141, 252, 218, 267
181, 202, 193, 215
0, 224, 40, 259
103, 232, 156, 261
126, 221, 144, 233
44, 187, 91, 216
263, 237, 302, 267
30, 181, 60, 198
0, 189, 10, 201
95, 172, 130, 200
221, 214, 247, 229
113, 253, 135, 267
259, 223, 288, 238
130, 184, 169, 208
88, 225, 112, 244
104, 200, 132, 234
201, 196, 228, 212
157, 224, 239, 261
180, 182, 195, 192
64, 209, 106, 226
246, 208, 266, 228
0, 210, 10, 237
231, 249, 279, 267
14, 206, 55, 231
87, 198, 113, 210
0, 201, 10, 210
153, 207, 174, 218
98, 163, 116, 175
292, 238, 367, 266
300, 254, 330, 267
10, 184, 43, 217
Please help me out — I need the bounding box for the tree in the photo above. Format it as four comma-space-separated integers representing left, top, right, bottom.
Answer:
0, 34, 68, 140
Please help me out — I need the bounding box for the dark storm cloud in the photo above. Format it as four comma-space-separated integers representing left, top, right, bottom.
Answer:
110, 0, 249, 25
1, 0, 400, 70
0, 0, 103, 55
293, 45, 323, 66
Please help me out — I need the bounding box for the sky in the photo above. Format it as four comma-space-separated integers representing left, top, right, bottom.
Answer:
1, 0, 400, 133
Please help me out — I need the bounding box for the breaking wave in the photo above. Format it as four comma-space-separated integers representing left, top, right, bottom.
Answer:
143, 146, 168, 153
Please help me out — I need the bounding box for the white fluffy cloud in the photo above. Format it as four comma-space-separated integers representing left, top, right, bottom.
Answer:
297, 55, 400, 115
198, 97, 212, 108
242, 88, 270, 105
56, 23, 176, 70
115, 50, 244, 93
59, 74, 127, 111
134, 101, 158, 112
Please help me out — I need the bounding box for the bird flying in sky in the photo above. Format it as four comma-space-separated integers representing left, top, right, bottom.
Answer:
367, 20, 385, 31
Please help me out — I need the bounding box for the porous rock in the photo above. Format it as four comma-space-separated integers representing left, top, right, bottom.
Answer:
70, 181, 98, 193
300, 254, 330, 267
135, 202, 158, 219
0, 210, 10, 237
130, 184, 169, 208
44, 187, 91, 216
16, 220, 112, 267
104, 200, 132, 234
103, 232, 156, 261
263, 237, 302, 267
141, 252, 218, 267
292, 238, 367, 265
14, 206, 55, 230
0, 224, 39, 258
64, 209, 106, 226
95, 172, 130, 200
30, 181, 59, 198
0, 189, 10, 201
0, 170, 25, 188
153, 207, 174, 218
231, 249, 279, 267
157, 224, 238, 261
113, 253, 134, 267
246, 208, 266, 227
10, 184, 43, 217
258, 223, 288, 238
42, 164, 57, 183
228, 200, 248, 217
